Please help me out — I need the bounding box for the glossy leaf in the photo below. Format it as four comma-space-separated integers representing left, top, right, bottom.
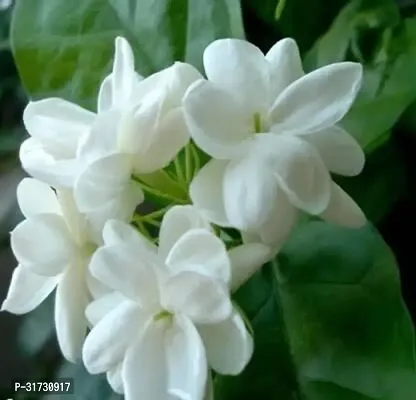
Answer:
11, 0, 244, 108
216, 221, 416, 399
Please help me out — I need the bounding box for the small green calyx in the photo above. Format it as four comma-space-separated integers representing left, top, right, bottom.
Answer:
153, 309, 173, 322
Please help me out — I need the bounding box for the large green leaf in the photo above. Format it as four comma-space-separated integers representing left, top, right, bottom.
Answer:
11, 0, 244, 108
216, 222, 416, 399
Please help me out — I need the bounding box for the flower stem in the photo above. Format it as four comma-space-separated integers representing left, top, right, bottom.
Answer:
185, 144, 192, 183
174, 156, 186, 187
131, 173, 189, 204
191, 143, 201, 176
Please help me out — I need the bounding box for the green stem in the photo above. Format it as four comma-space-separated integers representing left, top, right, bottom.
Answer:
174, 157, 186, 186
191, 144, 201, 176
131, 173, 188, 204
185, 144, 192, 183
133, 170, 188, 201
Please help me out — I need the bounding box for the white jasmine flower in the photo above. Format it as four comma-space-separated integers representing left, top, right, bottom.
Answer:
183, 38, 366, 249
20, 37, 142, 189
2, 178, 97, 362
83, 206, 254, 400
74, 61, 202, 231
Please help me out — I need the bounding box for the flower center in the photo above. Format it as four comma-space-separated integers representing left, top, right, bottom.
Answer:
153, 309, 173, 322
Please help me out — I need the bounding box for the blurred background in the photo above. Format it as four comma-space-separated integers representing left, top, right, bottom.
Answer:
0, 0, 416, 399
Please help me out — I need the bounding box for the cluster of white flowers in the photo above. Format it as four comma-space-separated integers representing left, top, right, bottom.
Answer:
2, 36, 366, 399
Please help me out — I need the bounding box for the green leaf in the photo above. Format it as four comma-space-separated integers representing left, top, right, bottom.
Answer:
336, 137, 407, 223
11, 0, 244, 109
216, 222, 416, 400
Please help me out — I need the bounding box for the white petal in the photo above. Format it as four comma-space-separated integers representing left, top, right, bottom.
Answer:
86, 272, 112, 299
132, 108, 189, 173
242, 188, 298, 250
17, 178, 60, 218
320, 182, 366, 228
165, 229, 231, 285
166, 315, 207, 400
123, 320, 167, 400
97, 74, 113, 113
83, 301, 145, 374
190, 159, 231, 227
266, 38, 304, 99
56, 189, 90, 243
159, 205, 211, 260
86, 291, 126, 325
183, 80, 252, 159
103, 219, 157, 253
11, 214, 76, 276
20, 138, 80, 188
228, 243, 272, 291
23, 98, 95, 157
270, 62, 363, 134
198, 309, 253, 375
250, 134, 331, 214
77, 110, 121, 165
107, 363, 124, 394
89, 242, 160, 305
303, 126, 365, 176
1, 265, 58, 314
112, 37, 141, 106
55, 264, 89, 362
162, 271, 232, 324
74, 153, 144, 228
223, 155, 283, 232
203, 39, 269, 116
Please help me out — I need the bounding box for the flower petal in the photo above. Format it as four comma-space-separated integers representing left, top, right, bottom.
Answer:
20, 138, 80, 188
89, 242, 160, 306
55, 264, 89, 362
165, 229, 231, 285
166, 315, 207, 400
123, 320, 167, 400
1, 265, 58, 314
251, 134, 331, 214
223, 155, 283, 231
102, 219, 157, 253
203, 38, 269, 116
303, 126, 365, 176
77, 110, 121, 165
86, 272, 112, 299
198, 309, 253, 375
270, 62, 363, 134
74, 153, 144, 229
183, 80, 252, 159
83, 300, 145, 374
17, 178, 60, 218
320, 182, 366, 228
111, 37, 142, 107
86, 291, 126, 326
228, 243, 272, 291
241, 188, 298, 251
132, 108, 189, 174
162, 271, 232, 324
11, 214, 76, 276
190, 159, 231, 227
97, 74, 113, 113
266, 38, 304, 99
107, 363, 124, 394
159, 205, 211, 260
23, 98, 95, 157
